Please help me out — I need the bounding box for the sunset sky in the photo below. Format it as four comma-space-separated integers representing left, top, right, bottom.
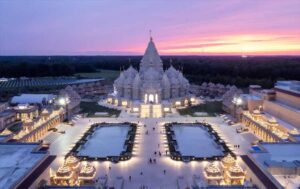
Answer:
0, 0, 299, 56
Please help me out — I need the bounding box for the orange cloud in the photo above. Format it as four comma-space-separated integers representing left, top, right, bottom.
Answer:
156, 33, 300, 55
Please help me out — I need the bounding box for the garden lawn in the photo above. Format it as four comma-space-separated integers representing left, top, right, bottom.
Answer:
177, 101, 223, 116
80, 101, 121, 117
75, 69, 120, 81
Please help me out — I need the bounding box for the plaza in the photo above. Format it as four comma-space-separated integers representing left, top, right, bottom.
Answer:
25, 107, 258, 188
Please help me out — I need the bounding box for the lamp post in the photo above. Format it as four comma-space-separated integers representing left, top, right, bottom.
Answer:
59, 96, 70, 121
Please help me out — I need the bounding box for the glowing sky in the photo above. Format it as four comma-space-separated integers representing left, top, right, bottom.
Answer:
0, 0, 300, 55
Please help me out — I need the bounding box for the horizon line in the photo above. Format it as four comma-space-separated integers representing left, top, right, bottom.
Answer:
1, 54, 300, 57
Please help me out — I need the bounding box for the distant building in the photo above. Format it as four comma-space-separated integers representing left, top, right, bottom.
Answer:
11, 94, 56, 106
191, 82, 231, 98
0, 103, 16, 131
240, 80, 300, 142
13, 104, 39, 121
222, 86, 243, 117
59, 86, 81, 118
244, 142, 300, 188
0, 77, 8, 82
0, 142, 51, 189
70, 79, 111, 97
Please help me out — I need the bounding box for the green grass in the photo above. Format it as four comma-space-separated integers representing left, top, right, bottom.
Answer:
75, 69, 120, 81
177, 101, 224, 117
80, 101, 121, 117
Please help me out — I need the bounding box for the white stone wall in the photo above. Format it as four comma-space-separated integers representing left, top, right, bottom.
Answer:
263, 100, 300, 129
275, 90, 300, 109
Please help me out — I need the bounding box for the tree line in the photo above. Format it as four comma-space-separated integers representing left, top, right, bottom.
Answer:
0, 56, 299, 88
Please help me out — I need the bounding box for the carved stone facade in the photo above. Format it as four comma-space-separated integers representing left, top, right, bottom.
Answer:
109, 37, 190, 106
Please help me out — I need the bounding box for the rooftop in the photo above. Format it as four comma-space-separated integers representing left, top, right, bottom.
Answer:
11, 94, 56, 104
260, 142, 300, 162
0, 143, 47, 189
275, 80, 300, 96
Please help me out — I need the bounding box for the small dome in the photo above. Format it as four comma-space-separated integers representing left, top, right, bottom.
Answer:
1, 128, 12, 135
289, 128, 299, 135
205, 162, 221, 173
115, 72, 125, 85
268, 117, 277, 124
133, 74, 141, 87
222, 154, 235, 166
65, 155, 79, 168
79, 162, 96, 178
253, 109, 261, 114
228, 163, 245, 177
56, 164, 72, 177
166, 65, 178, 77
204, 162, 222, 178
41, 109, 50, 115
208, 82, 216, 87
125, 66, 137, 76
162, 73, 170, 86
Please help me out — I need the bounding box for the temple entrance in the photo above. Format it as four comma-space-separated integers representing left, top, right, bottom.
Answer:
140, 104, 151, 118
144, 93, 159, 104
149, 94, 154, 103
140, 104, 162, 118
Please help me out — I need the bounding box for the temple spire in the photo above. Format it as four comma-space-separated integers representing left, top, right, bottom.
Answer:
149, 29, 153, 41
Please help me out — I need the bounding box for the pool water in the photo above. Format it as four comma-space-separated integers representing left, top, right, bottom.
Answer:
78, 125, 130, 157
251, 146, 261, 152
173, 125, 224, 157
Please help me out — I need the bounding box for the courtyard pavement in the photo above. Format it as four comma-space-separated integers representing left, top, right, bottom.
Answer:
32, 109, 258, 189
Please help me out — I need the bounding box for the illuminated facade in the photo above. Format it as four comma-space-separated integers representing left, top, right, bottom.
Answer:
108, 37, 192, 117
14, 104, 39, 121
241, 81, 300, 142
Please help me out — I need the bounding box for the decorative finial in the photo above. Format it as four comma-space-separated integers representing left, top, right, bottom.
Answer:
149, 29, 152, 41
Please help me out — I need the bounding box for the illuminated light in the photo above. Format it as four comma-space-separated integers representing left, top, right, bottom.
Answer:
107, 97, 113, 103
58, 97, 69, 106
133, 107, 139, 112
16, 104, 29, 110
121, 101, 128, 106
175, 101, 181, 106
163, 107, 170, 112
236, 98, 243, 105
